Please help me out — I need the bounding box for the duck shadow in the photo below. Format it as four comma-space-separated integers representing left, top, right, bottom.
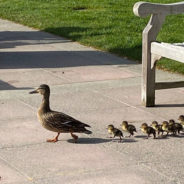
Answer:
111, 138, 137, 143
67, 137, 138, 144
67, 137, 112, 144
168, 134, 184, 138
134, 135, 147, 139
135, 135, 157, 140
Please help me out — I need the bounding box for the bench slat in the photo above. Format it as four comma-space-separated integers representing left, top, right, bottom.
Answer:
155, 81, 184, 90
151, 42, 184, 63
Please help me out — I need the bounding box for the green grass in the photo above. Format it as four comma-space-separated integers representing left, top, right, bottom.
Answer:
0, 0, 184, 73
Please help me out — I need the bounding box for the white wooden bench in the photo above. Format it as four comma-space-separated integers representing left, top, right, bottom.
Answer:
133, 1, 184, 107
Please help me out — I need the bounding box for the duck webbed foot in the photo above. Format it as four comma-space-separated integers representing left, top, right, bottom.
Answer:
71, 133, 78, 143
47, 133, 60, 143
119, 136, 123, 143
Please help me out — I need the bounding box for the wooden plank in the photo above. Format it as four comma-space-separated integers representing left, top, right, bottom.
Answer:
155, 81, 184, 90
141, 14, 165, 107
133, 1, 184, 18
151, 42, 184, 63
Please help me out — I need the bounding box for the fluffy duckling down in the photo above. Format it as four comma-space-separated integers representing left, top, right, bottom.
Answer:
140, 123, 156, 139
121, 121, 136, 137
162, 121, 176, 136
151, 121, 164, 136
178, 115, 184, 129
169, 119, 183, 134
107, 124, 123, 142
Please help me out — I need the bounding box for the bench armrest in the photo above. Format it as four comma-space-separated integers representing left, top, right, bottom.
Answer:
133, 1, 184, 17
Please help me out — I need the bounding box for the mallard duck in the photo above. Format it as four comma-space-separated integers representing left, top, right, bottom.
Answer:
151, 121, 164, 136
107, 124, 123, 142
178, 115, 184, 129
140, 123, 156, 139
168, 119, 183, 134
121, 121, 136, 137
29, 84, 92, 143
162, 121, 176, 136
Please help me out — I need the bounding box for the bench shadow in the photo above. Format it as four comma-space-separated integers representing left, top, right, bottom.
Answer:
155, 104, 184, 108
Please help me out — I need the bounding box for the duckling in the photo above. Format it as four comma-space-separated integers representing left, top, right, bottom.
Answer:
29, 84, 92, 143
140, 123, 156, 139
107, 124, 123, 142
169, 119, 183, 134
162, 121, 176, 136
178, 115, 184, 129
121, 121, 136, 137
151, 121, 164, 136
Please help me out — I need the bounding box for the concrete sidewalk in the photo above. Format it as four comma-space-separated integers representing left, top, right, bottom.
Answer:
0, 19, 184, 184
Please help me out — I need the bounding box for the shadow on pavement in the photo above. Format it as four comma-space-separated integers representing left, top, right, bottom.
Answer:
67, 137, 113, 144
112, 138, 137, 143
0, 30, 135, 90
0, 80, 33, 90
0, 30, 134, 69
67, 137, 138, 144
134, 135, 147, 139
0, 50, 130, 69
0, 31, 70, 49
155, 104, 184, 108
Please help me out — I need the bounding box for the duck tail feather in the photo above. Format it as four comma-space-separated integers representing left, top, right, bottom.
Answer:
84, 130, 92, 134
84, 124, 91, 128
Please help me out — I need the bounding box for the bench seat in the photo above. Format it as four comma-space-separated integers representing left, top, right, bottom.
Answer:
151, 42, 184, 63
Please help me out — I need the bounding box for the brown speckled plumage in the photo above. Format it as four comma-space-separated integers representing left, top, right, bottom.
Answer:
30, 84, 92, 143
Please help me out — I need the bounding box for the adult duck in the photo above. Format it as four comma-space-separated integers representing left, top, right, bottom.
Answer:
29, 84, 92, 143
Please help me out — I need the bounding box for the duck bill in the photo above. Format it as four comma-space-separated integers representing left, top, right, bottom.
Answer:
29, 89, 39, 94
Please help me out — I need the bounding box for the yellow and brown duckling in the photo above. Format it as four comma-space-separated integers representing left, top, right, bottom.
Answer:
140, 123, 156, 139
162, 121, 176, 136
151, 121, 164, 136
29, 84, 92, 143
169, 119, 183, 134
178, 115, 184, 129
121, 121, 136, 137
107, 124, 123, 142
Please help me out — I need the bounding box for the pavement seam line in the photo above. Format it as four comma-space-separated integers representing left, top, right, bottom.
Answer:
91, 89, 167, 121
91, 89, 137, 109
17, 98, 37, 111
0, 156, 35, 182
101, 142, 177, 183
41, 68, 73, 82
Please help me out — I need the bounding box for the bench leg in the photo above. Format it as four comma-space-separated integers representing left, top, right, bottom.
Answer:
142, 54, 156, 107
141, 14, 165, 107
142, 14, 165, 107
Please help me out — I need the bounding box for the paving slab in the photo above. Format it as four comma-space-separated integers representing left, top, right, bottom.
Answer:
0, 99, 35, 121
0, 159, 28, 184
0, 18, 184, 184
